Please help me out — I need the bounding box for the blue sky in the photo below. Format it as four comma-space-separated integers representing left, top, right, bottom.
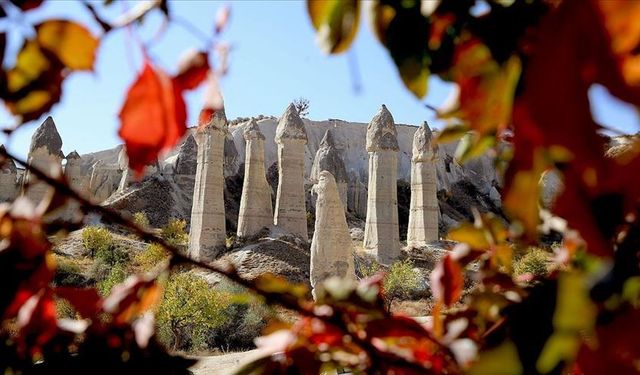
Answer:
0, 0, 638, 160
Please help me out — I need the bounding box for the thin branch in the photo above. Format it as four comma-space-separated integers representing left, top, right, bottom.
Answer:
0, 147, 450, 372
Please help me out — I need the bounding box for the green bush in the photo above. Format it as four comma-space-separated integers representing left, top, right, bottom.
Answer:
209, 280, 272, 350
82, 226, 114, 257
135, 243, 170, 272
156, 272, 231, 351
358, 257, 420, 309
97, 263, 128, 296
514, 248, 550, 278
161, 218, 189, 246
133, 211, 150, 228
384, 258, 420, 303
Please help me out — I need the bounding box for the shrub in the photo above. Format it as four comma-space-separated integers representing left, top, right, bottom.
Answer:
156, 272, 231, 351
384, 258, 420, 306
135, 243, 170, 272
82, 226, 114, 257
357, 257, 420, 310
161, 218, 189, 246
54, 256, 88, 287
209, 280, 273, 350
514, 248, 550, 278
97, 263, 128, 296
133, 211, 150, 228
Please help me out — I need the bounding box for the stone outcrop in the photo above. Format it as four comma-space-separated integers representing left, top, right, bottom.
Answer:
188, 109, 228, 262
89, 160, 121, 203
64, 151, 87, 194
347, 170, 367, 218
0, 145, 18, 202
23, 116, 64, 204
310, 171, 355, 298
363, 105, 400, 264
237, 118, 273, 238
117, 148, 134, 193
407, 121, 439, 247
310, 129, 348, 211
274, 103, 308, 239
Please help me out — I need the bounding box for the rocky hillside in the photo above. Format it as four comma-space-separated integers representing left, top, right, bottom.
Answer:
78, 117, 503, 235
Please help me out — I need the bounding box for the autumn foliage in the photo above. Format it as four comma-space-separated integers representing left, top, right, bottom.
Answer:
0, 0, 640, 374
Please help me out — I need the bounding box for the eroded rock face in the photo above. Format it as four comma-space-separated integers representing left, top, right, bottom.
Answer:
89, 160, 121, 203
174, 134, 198, 176
188, 109, 228, 262
0, 145, 18, 202
274, 103, 309, 239
310, 129, 348, 210
407, 122, 439, 247
310, 171, 355, 298
363, 105, 400, 264
24, 117, 64, 204
65, 151, 87, 194
237, 118, 273, 238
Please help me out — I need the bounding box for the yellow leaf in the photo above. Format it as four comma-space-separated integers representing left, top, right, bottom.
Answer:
455, 133, 495, 163
36, 20, 99, 71
398, 57, 429, 98
7, 40, 49, 92
467, 341, 522, 375
307, 0, 360, 54
447, 222, 490, 250
435, 124, 468, 144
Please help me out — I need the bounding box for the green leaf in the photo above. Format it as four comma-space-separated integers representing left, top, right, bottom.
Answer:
307, 0, 360, 54
435, 124, 468, 144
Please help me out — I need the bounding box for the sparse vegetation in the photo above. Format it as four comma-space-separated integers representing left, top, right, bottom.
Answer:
97, 263, 128, 296
82, 226, 114, 257
133, 211, 150, 228
293, 97, 310, 117
358, 257, 420, 310
514, 248, 550, 278
161, 218, 189, 246
135, 243, 170, 272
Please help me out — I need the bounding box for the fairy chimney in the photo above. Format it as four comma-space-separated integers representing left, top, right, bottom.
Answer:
407, 121, 439, 247
363, 105, 400, 264
237, 118, 273, 238
274, 103, 308, 239
23, 116, 64, 204
310, 129, 348, 211
310, 171, 355, 299
188, 108, 228, 262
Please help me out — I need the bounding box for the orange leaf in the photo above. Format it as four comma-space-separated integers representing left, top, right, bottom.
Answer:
118, 61, 186, 174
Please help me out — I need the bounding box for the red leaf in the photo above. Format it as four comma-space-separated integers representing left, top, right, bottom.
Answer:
17, 290, 58, 355
101, 276, 162, 324
430, 254, 464, 306
54, 287, 101, 318
10, 0, 43, 11
118, 61, 186, 175
173, 50, 210, 91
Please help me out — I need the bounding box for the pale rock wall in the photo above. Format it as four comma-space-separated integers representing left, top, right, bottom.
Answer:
310, 171, 355, 298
